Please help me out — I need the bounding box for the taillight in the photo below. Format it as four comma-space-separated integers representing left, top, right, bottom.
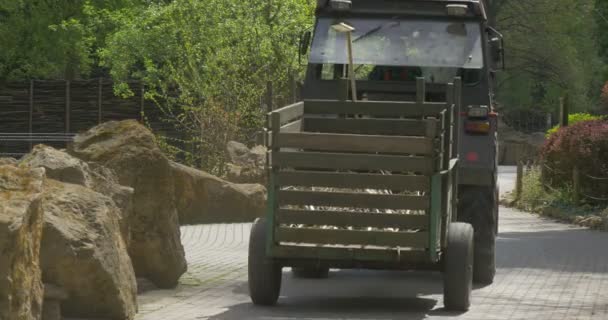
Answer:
466, 152, 479, 162
465, 121, 491, 134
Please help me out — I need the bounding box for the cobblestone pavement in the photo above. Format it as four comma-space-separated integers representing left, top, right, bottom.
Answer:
136, 168, 608, 320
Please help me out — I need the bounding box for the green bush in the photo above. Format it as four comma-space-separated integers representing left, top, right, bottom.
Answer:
546, 113, 604, 137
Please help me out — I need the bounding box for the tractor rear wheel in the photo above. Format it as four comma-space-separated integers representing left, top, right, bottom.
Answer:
443, 222, 474, 311
248, 218, 282, 306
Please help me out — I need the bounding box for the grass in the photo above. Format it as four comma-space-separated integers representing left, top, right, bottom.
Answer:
502, 166, 608, 231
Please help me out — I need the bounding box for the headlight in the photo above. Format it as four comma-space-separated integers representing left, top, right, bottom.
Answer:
467, 105, 489, 118
330, 0, 352, 11
446, 4, 469, 16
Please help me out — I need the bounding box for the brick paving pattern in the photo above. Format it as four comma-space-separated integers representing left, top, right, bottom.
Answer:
135, 168, 608, 320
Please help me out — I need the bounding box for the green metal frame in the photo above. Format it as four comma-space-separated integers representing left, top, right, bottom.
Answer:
429, 173, 442, 263
265, 171, 277, 255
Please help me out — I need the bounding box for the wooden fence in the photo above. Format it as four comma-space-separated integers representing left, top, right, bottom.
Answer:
0, 79, 170, 156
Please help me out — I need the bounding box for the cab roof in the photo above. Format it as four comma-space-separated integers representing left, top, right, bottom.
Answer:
316, 0, 487, 20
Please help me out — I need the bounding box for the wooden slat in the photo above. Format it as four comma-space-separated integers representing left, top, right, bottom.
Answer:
266, 119, 303, 146
281, 119, 302, 133
278, 209, 428, 229
425, 119, 439, 138
303, 117, 439, 137
272, 245, 429, 263
304, 100, 446, 117
271, 102, 304, 125
273, 151, 434, 174
277, 190, 429, 210
277, 132, 434, 155
277, 171, 430, 191
276, 227, 428, 248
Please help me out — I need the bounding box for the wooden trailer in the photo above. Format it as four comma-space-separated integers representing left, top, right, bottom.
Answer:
248, 78, 474, 311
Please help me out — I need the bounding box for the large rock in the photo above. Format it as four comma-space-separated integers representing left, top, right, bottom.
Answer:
0, 165, 45, 320
40, 180, 137, 319
171, 162, 266, 225
225, 141, 266, 185
498, 120, 545, 165
68, 120, 186, 288
0, 157, 17, 166
227, 141, 265, 167
20, 145, 134, 244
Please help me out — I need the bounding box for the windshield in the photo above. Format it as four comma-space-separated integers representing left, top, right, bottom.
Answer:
310, 17, 484, 69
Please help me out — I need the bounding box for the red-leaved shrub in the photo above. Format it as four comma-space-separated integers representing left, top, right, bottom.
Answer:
541, 120, 608, 189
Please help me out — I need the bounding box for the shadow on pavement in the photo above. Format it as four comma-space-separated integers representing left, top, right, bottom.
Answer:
213, 269, 469, 319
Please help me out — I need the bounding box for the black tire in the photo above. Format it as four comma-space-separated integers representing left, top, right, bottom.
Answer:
443, 222, 474, 311
292, 266, 330, 279
248, 218, 282, 306
458, 186, 497, 284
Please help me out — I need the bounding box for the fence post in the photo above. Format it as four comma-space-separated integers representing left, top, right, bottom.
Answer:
546, 113, 552, 131
573, 166, 581, 205
266, 81, 273, 112
28, 80, 34, 151
65, 80, 71, 135
515, 161, 524, 201
140, 82, 145, 123
559, 94, 569, 127
98, 78, 103, 124
289, 73, 297, 104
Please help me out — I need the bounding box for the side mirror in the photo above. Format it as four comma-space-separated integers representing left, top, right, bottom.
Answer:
487, 27, 505, 70
299, 31, 312, 65
490, 38, 502, 62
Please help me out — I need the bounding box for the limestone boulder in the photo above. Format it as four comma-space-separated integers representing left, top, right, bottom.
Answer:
225, 163, 266, 185
0, 165, 45, 320
171, 161, 266, 225
40, 180, 137, 320
68, 120, 186, 288
225, 141, 266, 185
0, 157, 17, 166
20, 145, 88, 185
20, 145, 133, 243
227, 141, 265, 167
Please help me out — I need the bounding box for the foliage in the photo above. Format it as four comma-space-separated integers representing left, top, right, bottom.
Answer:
602, 81, 608, 108
495, 0, 604, 113
0, 0, 140, 80
546, 113, 604, 137
99, 0, 314, 173
510, 165, 608, 231
541, 120, 608, 189
519, 166, 553, 206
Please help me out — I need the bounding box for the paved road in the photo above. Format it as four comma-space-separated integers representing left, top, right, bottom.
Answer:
136, 167, 608, 320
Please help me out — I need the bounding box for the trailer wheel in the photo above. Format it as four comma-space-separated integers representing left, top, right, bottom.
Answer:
443, 222, 474, 311
248, 218, 282, 306
292, 266, 330, 279
458, 186, 497, 284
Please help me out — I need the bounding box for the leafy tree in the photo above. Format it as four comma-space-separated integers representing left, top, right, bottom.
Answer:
100, 0, 315, 173
494, 0, 604, 113
0, 0, 140, 80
